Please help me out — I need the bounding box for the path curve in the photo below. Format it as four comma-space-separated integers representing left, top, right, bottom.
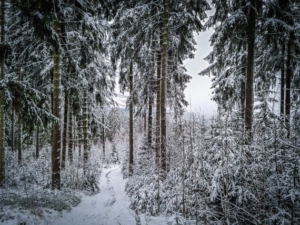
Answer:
50, 165, 136, 225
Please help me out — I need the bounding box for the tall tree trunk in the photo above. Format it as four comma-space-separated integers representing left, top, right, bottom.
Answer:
156, 51, 161, 172
68, 98, 73, 163
101, 105, 105, 161
36, 125, 39, 159
160, 0, 169, 175
62, 91, 68, 170
143, 109, 147, 134
83, 91, 88, 175
280, 43, 285, 117
148, 96, 153, 152
18, 117, 21, 164
285, 40, 292, 138
129, 63, 134, 176
241, 61, 246, 120
245, 0, 256, 144
18, 69, 22, 164
11, 103, 14, 152
0, 0, 5, 187
52, 17, 61, 190
78, 114, 82, 158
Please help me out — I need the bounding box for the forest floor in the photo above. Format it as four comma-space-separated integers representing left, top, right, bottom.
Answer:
48, 164, 167, 225
2, 164, 168, 225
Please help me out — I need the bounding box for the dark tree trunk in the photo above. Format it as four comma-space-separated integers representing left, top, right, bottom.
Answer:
160, 0, 169, 175
148, 96, 153, 152
241, 62, 246, 120
144, 109, 147, 134
62, 91, 68, 170
280, 43, 285, 117
285, 40, 292, 138
68, 98, 73, 163
11, 103, 14, 152
36, 125, 39, 159
52, 17, 61, 190
18, 69, 22, 164
83, 91, 88, 175
245, 0, 256, 144
78, 114, 82, 158
18, 113, 22, 164
129, 63, 134, 176
0, 0, 5, 187
102, 105, 105, 161
155, 50, 161, 172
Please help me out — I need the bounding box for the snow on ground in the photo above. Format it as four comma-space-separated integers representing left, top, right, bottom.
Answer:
47, 164, 167, 225
1, 164, 167, 225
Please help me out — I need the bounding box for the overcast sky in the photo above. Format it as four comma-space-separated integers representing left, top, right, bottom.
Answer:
115, 4, 218, 116
184, 5, 217, 116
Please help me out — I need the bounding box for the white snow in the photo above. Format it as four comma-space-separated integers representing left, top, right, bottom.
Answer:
1, 164, 167, 225
48, 165, 135, 225
48, 165, 167, 225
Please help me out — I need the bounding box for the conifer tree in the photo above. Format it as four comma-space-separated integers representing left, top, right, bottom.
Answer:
0, 0, 5, 186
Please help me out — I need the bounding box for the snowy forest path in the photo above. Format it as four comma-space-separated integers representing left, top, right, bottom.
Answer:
51, 165, 137, 225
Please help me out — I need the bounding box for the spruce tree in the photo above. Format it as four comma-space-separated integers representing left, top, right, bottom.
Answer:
0, 0, 5, 187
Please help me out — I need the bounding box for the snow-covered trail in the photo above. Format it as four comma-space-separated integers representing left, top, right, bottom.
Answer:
50, 165, 136, 225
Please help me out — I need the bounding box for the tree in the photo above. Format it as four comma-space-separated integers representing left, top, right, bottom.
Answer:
0, 0, 5, 186
245, 0, 256, 144
160, 0, 169, 175
112, 0, 209, 177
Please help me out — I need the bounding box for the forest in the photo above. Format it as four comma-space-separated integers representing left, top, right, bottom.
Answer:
0, 0, 300, 224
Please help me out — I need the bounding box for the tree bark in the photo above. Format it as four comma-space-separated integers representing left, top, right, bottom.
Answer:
148, 96, 153, 152
102, 105, 105, 161
245, 0, 256, 145
155, 50, 161, 172
0, 0, 5, 187
280, 43, 285, 117
52, 17, 61, 190
129, 63, 134, 176
18, 68, 22, 164
285, 40, 292, 138
83, 91, 88, 175
143, 109, 147, 134
241, 62, 246, 120
160, 0, 169, 175
62, 91, 68, 169
11, 102, 14, 152
36, 125, 39, 159
17, 115, 21, 165
68, 98, 73, 163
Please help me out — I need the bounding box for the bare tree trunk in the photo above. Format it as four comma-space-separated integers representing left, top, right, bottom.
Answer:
155, 51, 161, 172
62, 91, 68, 169
280, 43, 285, 117
0, 0, 5, 187
129, 63, 134, 176
11, 102, 14, 152
36, 125, 39, 159
83, 91, 88, 175
285, 40, 292, 138
245, 0, 256, 145
18, 68, 22, 164
144, 109, 147, 134
160, 0, 169, 175
241, 63, 246, 120
101, 105, 105, 161
68, 98, 73, 163
18, 108, 22, 165
52, 16, 61, 190
148, 96, 153, 152
78, 114, 82, 159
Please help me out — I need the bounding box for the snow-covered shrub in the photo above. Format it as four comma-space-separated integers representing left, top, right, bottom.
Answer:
125, 109, 300, 224
1, 142, 103, 220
